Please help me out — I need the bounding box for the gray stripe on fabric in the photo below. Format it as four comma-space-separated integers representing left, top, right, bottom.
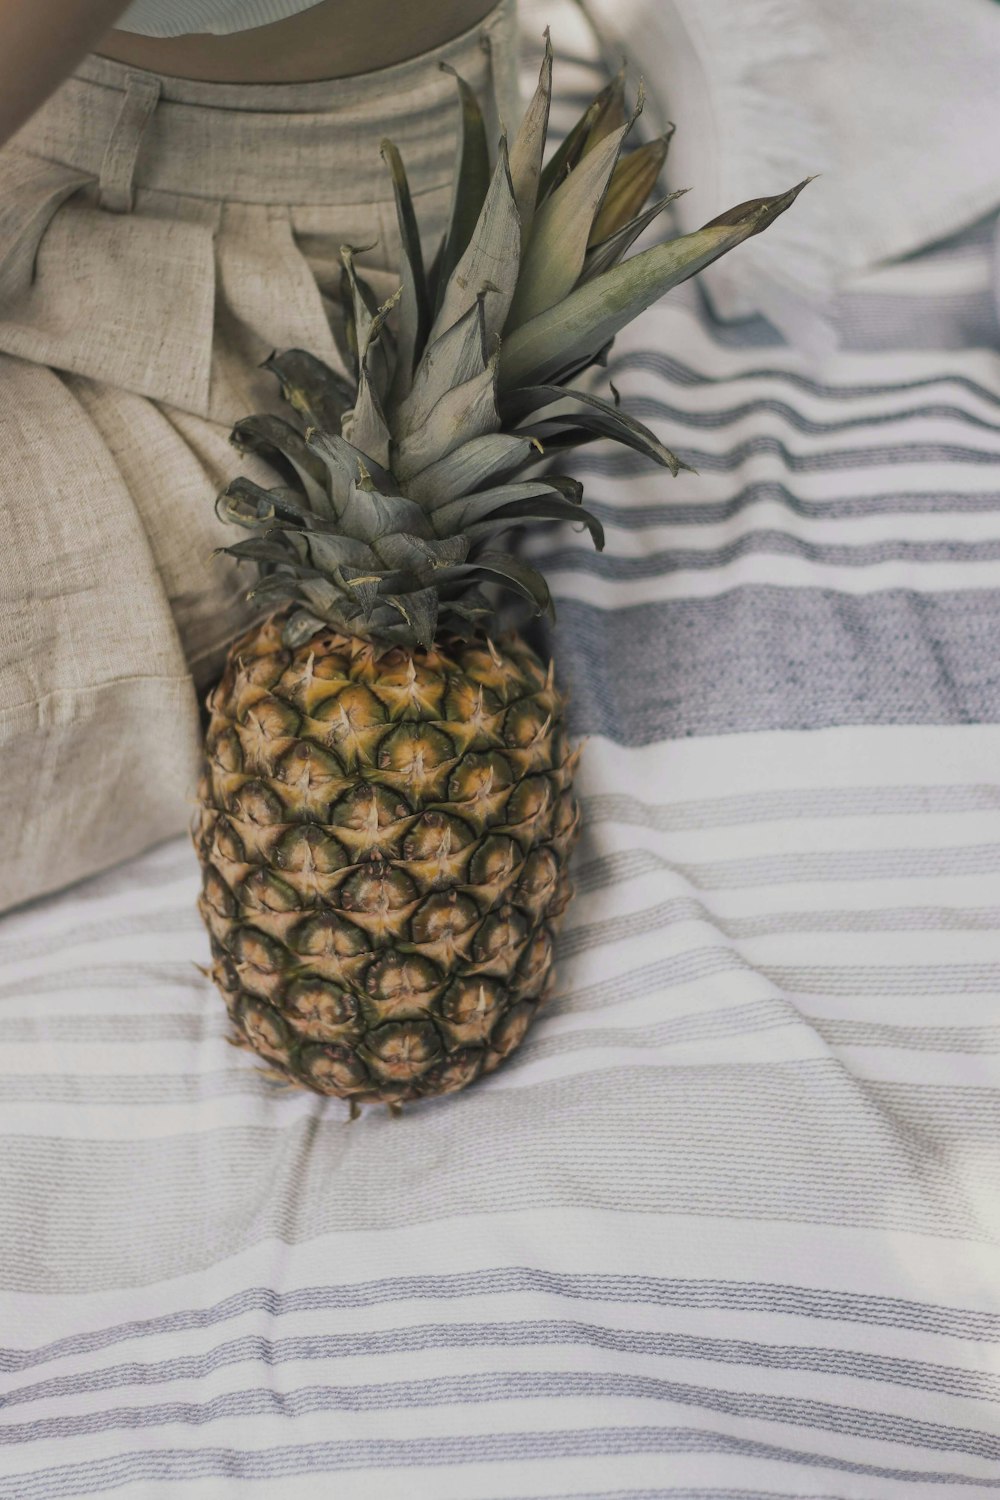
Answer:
818, 1019, 1000, 1052
765, 964, 1000, 997
0, 1063, 993, 1292
10, 1008, 1000, 1109
907, 213, 1000, 256
588, 486, 1000, 528
12, 1007, 998, 1097
6, 1322, 997, 1418
543, 593, 1000, 744
561, 898, 1000, 961
618, 391, 1000, 438
573, 920, 1000, 1026
0, 1071, 268, 1105
2, 1369, 998, 1453
582, 784, 1000, 832
692, 274, 1000, 357
572, 841, 1000, 895
691, 306, 805, 350
833, 291, 1000, 355
548, 948, 993, 1023
511, 1004, 1000, 1072
0, 1426, 996, 1499
483, 1493, 849, 1500
0, 963, 202, 1003
567, 439, 1000, 478
0, 909, 201, 967
11, 907, 1000, 1048
605, 346, 1000, 410
3, 1013, 228, 1045
483, 1494, 850, 1500
539, 532, 1000, 577
6, 1271, 995, 1374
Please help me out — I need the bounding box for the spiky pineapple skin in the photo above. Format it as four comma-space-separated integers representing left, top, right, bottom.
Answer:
193, 610, 579, 1106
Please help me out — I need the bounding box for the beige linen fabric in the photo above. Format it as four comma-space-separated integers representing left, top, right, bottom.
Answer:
0, 0, 520, 912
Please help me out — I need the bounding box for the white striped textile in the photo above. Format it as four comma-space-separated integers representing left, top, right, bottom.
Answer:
3, 8, 1000, 1496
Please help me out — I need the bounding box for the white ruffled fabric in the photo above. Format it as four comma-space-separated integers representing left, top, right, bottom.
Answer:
581, 0, 1000, 357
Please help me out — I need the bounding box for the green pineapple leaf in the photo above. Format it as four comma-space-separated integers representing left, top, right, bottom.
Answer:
340, 246, 391, 394
281, 608, 330, 647
260, 349, 355, 431
394, 354, 500, 481
380, 139, 431, 400
521, 412, 694, 475
306, 429, 397, 500
506, 121, 629, 332
588, 128, 670, 245
395, 294, 488, 440
430, 479, 572, 532
464, 493, 605, 550
218, 40, 809, 651
580, 189, 688, 284
501, 383, 690, 474
215, 476, 315, 529
441, 550, 553, 617
302, 532, 380, 573
337, 472, 431, 543
386, 586, 439, 647
229, 413, 333, 516
536, 96, 601, 205
216, 535, 310, 567
427, 136, 521, 351
581, 64, 627, 155
507, 30, 553, 237
404, 432, 544, 506
340, 287, 401, 469
430, 63, 492, 317
373, 532, 469, 570
498, 181, 813, 393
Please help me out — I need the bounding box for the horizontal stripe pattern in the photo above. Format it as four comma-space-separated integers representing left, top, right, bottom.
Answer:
5, 1269, 1000, 1374
4, 1428, 1000, 1500
3, 9, 1000, 1498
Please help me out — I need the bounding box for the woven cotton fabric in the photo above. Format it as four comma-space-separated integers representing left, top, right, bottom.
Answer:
0, 0, 519, 912
3, 4, 1000, 1495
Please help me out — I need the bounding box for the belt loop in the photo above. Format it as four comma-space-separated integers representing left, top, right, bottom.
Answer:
98, 72, 162, 214
479, 0, 521, 143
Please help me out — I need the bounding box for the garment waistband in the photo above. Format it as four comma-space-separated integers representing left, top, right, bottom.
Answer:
10, 0, 520, 206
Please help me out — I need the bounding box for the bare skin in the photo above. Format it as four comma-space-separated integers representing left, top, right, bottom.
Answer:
0, 0, 498, 149
0, 0, 132, 148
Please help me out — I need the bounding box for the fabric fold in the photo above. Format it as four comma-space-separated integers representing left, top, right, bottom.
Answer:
0, 151, 218, 415
0, 153, 96, 305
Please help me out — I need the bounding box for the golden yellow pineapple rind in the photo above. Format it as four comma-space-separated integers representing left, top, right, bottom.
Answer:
196, 612, 579, 1103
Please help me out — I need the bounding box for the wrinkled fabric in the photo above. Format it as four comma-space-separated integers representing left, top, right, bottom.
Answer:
3, 11, 1000, 1495
0, 0, 519, 912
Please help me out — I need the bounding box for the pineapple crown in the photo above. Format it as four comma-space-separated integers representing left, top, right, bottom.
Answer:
216, 35, 809, 652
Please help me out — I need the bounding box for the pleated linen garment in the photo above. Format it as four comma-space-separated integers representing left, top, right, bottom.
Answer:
0, 0, 521, 912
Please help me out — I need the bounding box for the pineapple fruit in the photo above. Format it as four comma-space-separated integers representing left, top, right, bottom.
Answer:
194, 38, 807, 1113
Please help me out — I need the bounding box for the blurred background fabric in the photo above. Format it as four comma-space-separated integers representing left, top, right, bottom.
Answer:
2, 1, 1000, 1495
584, 0, 1000, 356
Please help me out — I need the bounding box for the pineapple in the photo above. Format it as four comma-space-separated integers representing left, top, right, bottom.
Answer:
194, 38, 807, 1113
